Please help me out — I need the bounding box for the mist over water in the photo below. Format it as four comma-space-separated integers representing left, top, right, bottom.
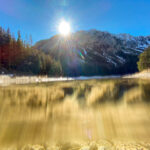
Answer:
0, 78, 150, 149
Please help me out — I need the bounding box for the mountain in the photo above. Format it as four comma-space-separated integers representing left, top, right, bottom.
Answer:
34, 30, 150, 76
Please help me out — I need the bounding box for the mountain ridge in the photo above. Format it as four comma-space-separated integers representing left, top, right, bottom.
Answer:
34, 30, 150, 76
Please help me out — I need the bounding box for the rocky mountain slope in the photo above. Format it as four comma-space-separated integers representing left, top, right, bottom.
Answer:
34, 30, 150, 76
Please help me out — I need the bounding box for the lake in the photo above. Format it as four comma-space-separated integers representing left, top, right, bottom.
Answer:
0, 78, 150, 149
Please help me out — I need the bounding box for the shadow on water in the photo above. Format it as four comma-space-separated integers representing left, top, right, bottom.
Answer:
0, 78, 150, 148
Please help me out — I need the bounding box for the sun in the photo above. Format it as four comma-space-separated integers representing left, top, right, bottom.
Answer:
58, 21, 71, 36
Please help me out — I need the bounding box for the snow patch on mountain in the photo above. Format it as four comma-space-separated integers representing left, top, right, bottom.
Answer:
116, 55, 126, 63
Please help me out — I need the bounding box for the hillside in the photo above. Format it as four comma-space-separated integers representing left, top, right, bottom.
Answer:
35, 30, 150, 76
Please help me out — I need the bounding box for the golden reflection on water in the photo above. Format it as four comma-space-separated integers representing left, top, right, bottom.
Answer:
0, 79, 150, 148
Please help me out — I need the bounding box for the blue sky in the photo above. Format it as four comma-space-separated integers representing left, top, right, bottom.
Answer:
0, 0, 150, 43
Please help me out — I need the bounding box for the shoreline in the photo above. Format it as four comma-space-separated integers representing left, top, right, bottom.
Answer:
123, 70, 150, 79
0, 75, 121, 86
0, 71, 150, 86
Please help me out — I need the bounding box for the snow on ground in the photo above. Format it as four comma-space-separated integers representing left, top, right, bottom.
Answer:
0, 75, 120, 86
1, 70, 150, 86
0, 76, 73, 86
124, 70, 150, 79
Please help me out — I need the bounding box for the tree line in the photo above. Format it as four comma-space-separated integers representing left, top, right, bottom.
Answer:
0, 27, 62, 75
138, 47, 150, 71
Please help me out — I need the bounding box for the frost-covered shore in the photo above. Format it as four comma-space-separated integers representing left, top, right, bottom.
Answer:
1, 70, 150, 86
0, 75, 74, 86
124, 70, 150, 79
0, 75, 120, 86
